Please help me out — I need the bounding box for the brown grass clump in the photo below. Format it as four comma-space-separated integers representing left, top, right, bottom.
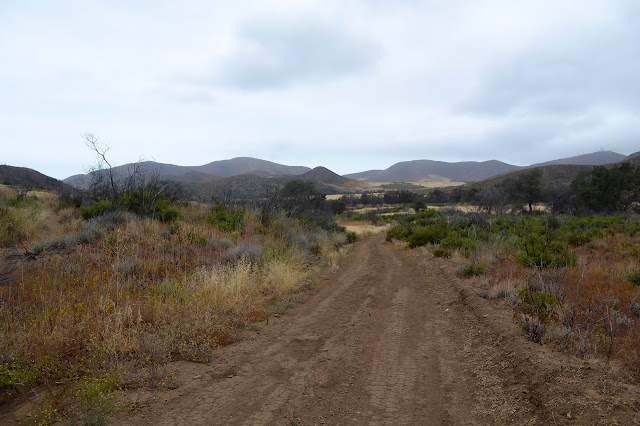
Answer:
263, 257, 311, 296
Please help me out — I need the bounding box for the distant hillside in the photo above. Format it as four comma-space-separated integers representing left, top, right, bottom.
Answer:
0, 165, 72, 192
530, 150, 625, 167
622, 151, 640, 164
182, 166, 360, 200
296, 167, 349, 186
346, 150, 626, 183
182, 174, 271, 200
64, 157, 310, 189
471, 165, 594, 190
466, 150, 637, 192
346, 160, 519, 183
193, 157, 310, 177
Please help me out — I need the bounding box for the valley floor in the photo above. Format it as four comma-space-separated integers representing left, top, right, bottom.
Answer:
112, 234, 640, 425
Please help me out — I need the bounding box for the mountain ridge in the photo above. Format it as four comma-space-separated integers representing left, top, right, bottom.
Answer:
345, 150, 626, 183
346, 159, 518, 183
530, 150, 625, 167
63, 157, 311, 189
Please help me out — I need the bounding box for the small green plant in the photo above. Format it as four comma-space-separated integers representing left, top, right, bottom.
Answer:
80, 200, 112, 219
432, 248, 452, 258
346, 231, 358, 244
626, 268, 640, 286
67, 375, 120, 425
407, 225, 447, 248
386, 224, 411, 242
517, 286, 558, 343
460, 263, 485, 277
206, 203, 244, 232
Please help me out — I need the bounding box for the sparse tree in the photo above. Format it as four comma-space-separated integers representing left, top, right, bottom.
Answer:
545, 183, 580, 214
474, 186, 507, 214
504, 168, 543, 212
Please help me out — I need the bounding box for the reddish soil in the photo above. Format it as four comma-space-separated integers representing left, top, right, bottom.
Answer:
112, 234, 640, 425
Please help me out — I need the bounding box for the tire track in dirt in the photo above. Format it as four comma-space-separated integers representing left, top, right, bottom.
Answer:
115, 233, 594, 425
114, 236, 383, 425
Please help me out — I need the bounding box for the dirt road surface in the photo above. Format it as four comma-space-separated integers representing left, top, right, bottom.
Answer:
114, 234, 640, 425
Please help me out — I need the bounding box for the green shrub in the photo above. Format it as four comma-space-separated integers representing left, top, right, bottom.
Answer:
567, 231, 592, 246
518, 248, 576, 269
519, 235, 577, 268
346, 231, 358, 244
67, 375, 120, 425
80, 200, 112, 219
440, 236, 476, 258
206, 203, 244, 232
460, 263, 485, 277
432, 248, 452, 258
517, 287, 558, 324
386, 224, 411, 242
157, 207, 179, 223
408, 225, 447, 248
517, 286, 558, 342
7, 194, 37, 208
626, 268, 640, 286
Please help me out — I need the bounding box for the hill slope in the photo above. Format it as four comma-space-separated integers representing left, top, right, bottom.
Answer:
470, 150, 638, 191
346, 150, 626, 183
471, 164, 594, 190
64, 158, 311, 189
346, 160, 519, 183
193, 157, 310, 177
530, 150, 626, 167
296, 167, 349, 186
181, 166, 360, 200
0, 165, 72, 192
622, 151, 640, 164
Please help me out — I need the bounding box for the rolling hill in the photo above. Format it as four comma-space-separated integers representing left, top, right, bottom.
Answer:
530, 150, 625, 167
623, 151, 640, 164
180, 166, 360, 200
345, 150, 626, 183
0, 165, 73, 193
193, 157, 310, 177
465, 151, 638, 192
61, 149, 632, 199
64, 157, 311, 189
345, 160, 518, 183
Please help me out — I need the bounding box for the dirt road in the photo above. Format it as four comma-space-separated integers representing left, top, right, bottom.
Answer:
115, 234, 640, 425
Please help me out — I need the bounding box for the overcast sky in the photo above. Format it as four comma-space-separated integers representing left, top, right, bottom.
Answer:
1, 0, 639, 179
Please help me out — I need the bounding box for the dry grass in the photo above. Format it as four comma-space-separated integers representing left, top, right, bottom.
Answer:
344, 223, 391, 236
482, 234, 640, 371
0, 193, 348, 420
263, 256, 311, 296
335, 217, 391, 237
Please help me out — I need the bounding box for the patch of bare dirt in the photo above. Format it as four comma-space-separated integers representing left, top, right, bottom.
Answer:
110, 234, 640, 425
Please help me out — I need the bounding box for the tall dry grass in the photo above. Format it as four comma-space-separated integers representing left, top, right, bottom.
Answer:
0, 194, 349, 420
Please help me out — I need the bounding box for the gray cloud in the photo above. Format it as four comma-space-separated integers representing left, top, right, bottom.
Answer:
2, 1, 639, 180
459, 2, 640, 116
213, 19, 382, 90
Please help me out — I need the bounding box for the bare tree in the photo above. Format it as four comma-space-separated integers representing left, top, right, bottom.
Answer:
84, 133, 119, 201
83, 133, 182, 217
474, 186, 507, 214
